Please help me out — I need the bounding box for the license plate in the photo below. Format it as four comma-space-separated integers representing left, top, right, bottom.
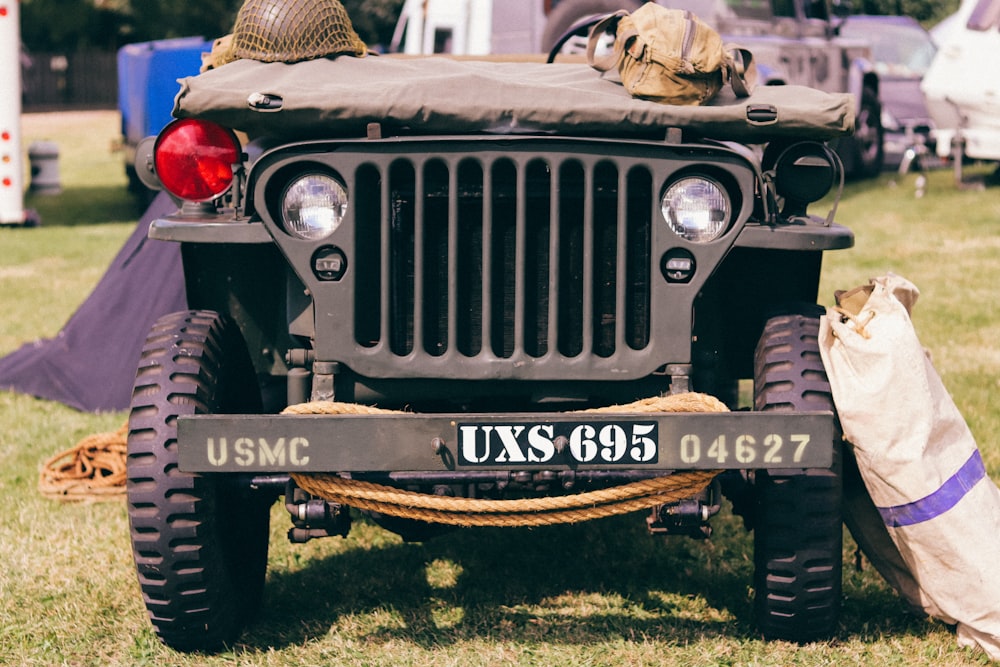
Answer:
456, 417, 829, 469
457, 420, 660, 466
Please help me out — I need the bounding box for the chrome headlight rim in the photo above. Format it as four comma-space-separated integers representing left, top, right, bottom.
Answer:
280, 172, 349, 241
660, 174, 732, 244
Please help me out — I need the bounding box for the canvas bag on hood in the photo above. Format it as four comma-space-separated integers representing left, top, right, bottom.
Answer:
818, 273, 1000, 660
587, 4, 755, 105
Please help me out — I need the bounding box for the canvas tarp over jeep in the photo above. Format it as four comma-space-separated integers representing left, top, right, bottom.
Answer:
127, 47, 856, 651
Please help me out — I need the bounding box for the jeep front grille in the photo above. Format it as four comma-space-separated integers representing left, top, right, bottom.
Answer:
351, 154, 653, 367
254, 138, 743, 380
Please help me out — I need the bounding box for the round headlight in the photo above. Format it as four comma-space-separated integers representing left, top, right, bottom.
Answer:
281, 173, 348, 240
661, 176, 730, 243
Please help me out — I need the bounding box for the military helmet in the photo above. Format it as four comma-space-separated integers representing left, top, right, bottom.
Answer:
227, 0, 368, 64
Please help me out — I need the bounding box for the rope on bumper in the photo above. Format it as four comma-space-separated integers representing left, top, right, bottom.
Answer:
289, 392, 727, 527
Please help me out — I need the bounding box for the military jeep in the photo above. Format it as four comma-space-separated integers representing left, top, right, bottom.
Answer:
127, 49, 855, 651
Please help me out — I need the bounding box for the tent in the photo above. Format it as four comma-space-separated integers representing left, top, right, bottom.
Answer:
0, 193, 186, 412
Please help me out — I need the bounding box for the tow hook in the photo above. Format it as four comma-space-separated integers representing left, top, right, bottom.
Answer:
284, 481, 351, 543
646, 479, 722, 539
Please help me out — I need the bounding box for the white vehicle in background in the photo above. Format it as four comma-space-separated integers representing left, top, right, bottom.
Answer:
390, 0, 633, 55
921, 0, 1000, 178
391, 0, 543, 54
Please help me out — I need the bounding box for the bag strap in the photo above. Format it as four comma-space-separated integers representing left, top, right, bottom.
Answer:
587, 10, 629, 73
724, 45, 756, 98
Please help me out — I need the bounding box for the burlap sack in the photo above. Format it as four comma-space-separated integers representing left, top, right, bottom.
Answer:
818, 273, 1000, 660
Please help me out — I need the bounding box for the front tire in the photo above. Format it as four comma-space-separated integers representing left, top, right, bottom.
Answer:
126, 310, 271, 652
752, 310, 843, 641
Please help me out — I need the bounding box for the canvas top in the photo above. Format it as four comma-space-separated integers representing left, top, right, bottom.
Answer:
172, 54, 855, 143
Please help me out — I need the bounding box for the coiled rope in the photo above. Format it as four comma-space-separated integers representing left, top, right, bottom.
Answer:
287, 393, 726, 527
38, 424, 128, 502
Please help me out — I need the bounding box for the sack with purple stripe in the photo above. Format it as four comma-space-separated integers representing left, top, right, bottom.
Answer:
819, 273, 1000, 660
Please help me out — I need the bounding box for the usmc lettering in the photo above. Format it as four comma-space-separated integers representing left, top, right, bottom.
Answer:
205, 437, 311, 468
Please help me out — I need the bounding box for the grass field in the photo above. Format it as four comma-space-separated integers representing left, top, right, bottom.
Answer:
0, 111, 997, 666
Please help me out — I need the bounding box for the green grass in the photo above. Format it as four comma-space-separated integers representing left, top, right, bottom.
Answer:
0, 113, 997, 666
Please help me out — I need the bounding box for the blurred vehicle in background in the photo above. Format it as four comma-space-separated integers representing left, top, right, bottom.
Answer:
394, 0, 886, 180
390, 0, 636, 55
391, 0, 544, 54
922, 0, 1000, 179
839, 14, 939, 171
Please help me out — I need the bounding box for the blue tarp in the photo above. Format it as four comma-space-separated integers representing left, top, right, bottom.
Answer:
0, 193, 186, 412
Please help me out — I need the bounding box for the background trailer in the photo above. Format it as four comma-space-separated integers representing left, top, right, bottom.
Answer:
0, 0, 26, 225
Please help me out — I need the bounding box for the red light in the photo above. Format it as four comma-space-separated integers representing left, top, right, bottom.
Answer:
154, 119, 240, 202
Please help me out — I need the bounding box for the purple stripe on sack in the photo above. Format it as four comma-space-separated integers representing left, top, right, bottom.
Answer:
877, 450, 987, 528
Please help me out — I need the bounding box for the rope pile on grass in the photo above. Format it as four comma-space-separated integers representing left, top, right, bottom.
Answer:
38, 424, 128, 502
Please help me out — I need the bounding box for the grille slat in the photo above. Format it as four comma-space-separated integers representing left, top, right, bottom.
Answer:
514, 161, 527, 354
616, 166, 629, 350
353, 151, 653, 373
378, 171, 390, 349
481, 162, 495, 357
580, 165, 595, 357
412, 161, 425, 356
547, 170, 560, 353
447, 164, 460, 353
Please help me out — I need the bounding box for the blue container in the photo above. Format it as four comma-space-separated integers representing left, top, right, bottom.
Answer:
117, 37, 214, 150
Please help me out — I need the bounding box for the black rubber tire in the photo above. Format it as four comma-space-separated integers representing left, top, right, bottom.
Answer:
752, 310, 843, 642
837, 87, 884, 180
126, 310, 271, 652
541, 0, 642, 55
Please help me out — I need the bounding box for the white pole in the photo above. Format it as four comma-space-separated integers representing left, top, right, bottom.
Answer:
0, 0, 25, 225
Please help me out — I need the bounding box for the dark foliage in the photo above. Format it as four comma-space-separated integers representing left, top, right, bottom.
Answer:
20, 0, 405, 52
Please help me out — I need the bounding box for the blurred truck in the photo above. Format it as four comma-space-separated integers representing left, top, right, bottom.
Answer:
393, 0, 884, 179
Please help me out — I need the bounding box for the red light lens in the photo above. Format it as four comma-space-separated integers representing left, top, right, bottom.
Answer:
154, 119, 240, 202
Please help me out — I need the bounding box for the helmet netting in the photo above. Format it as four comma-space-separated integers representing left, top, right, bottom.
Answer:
227, 0, 367, 64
